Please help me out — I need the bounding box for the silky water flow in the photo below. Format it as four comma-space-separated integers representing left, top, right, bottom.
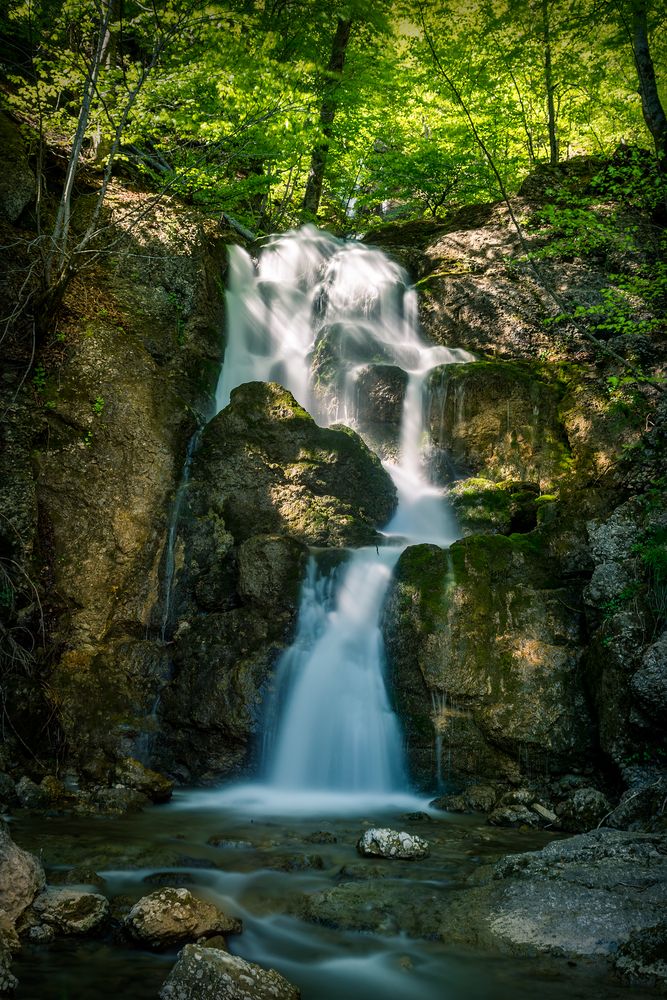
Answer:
199, 225, 474, 814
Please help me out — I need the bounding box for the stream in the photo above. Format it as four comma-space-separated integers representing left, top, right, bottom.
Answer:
10, 799, 653, 1000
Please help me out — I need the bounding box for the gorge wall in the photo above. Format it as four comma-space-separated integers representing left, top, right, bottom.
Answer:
1, 114, 665, 828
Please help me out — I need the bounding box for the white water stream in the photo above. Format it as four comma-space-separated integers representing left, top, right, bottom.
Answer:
208, 225, 473, 813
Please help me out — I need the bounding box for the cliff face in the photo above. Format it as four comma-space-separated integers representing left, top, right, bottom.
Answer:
2, 118, 665, 826
369, 170, 667, 822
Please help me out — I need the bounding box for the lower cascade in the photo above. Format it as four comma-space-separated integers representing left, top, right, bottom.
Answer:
208, 225, 472, 811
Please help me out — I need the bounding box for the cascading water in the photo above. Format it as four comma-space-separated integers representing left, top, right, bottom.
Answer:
207, 225, 474, 812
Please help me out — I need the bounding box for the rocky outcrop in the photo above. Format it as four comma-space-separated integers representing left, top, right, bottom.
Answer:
124, 889, 242, 949
438, 830, 667, 961
160, 945, 300, 1000
157, 381, 396, 779
383, 534, 593, 787
357, 828, 430, 860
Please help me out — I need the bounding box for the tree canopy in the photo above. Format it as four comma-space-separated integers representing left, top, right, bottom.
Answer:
1, 0, 665, 234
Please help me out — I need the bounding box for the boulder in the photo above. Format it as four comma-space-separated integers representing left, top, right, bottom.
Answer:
0, 821, 45, 924
31, 888, 109, 936
438, 830, 667, 959
555, 787, 611, 832
427, 361, 570, 488
16, 776, 49, 810
159, 944, 300, 1000
113, 758, 174, 803
191, 381, 396, 548
356, 828, 430, 860
383, 536, 592, 786
487, 805, 539, 828
613, 922, 667, 987
124, 888, 242, 949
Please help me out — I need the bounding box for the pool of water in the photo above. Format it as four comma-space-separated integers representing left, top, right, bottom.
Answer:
10, 793, 656, 1000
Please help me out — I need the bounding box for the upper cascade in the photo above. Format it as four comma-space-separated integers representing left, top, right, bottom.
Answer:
215, 224, 473, 430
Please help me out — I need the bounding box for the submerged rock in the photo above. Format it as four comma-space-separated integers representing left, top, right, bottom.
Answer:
124, 888, 242, 950
31, 888, 109, 936
159, 944, 300, 1000
356, 828, 430, 860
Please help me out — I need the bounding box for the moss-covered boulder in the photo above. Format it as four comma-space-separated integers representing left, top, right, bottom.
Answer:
192, 381, 396, 547
382, 533, 593, 786
448, 478, 544, 535
428, 361, 571, 488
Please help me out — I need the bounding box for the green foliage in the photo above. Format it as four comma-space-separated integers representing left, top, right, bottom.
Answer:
92, 396, 105, 415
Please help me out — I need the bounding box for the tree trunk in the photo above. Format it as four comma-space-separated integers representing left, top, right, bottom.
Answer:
631, 0, 667, 173
301, 17, 352, 221
541, 0, 558, 164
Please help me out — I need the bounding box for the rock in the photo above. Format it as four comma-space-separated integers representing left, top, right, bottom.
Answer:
356, 828, 430, 860
631, 631, 667, 723
427, 361, 570, 488
0, 821, 45, 924
303, 832, 337, 844
0, 775, 16, 807
531, 803, 558, 825
31, 888, 109, 936
556, 787, 611, 832
16, 776, 49, 809
270, 855, 324, 873
27, 923, 55, 944
91, 786, 149, 814
448, 478, 542, 536
383, 536, 592, 787
113, 758, 174, 803
435, 785, 499, 814
438, 830, 667, 959
159, 944, 300, 1000
0, 114, 34, 222
124, 888, 242, 950
0, 941, 17, 996
487, 805, 539, 828
192, 381, 396, 547
613, 922, 667, 987
292, 880, 446, 937
337, 364, 407, 460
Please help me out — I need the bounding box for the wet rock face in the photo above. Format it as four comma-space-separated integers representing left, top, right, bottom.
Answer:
159, 944, 301, 1000
124, 888, 242, 950
193, 381, 396, 548
383, 536, 593, 787
356, 828, 430, 860
12, 185, 229, 772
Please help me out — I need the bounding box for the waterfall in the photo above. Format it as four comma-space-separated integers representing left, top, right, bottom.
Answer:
209, 225, 473, 812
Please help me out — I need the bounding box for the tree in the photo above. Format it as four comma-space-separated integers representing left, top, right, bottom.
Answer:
302, 15, 353, 220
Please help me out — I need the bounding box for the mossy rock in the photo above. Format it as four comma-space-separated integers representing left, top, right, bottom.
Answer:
427, 360, 572, 488
192, 381, 396, 547
449, 477, 542, 535
383, 532, 593, 787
